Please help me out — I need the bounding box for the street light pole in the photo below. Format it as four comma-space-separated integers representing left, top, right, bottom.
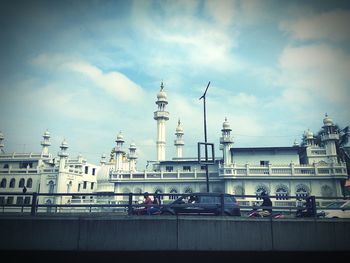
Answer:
199, 81, 211, 192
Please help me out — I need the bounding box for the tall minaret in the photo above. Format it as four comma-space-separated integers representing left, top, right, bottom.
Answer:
58, 139, 69, 169
174, 119, 184, 158
0, 131, 4, 153
154, 82, 169, 161
128, 142, 137, 172
41, 129, 51, 156
115, 131, 125, 171
220, 118, 234, 166
321, 113, 339, 163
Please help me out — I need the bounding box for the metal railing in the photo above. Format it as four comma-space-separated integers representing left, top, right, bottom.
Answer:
0, 192, 349, 217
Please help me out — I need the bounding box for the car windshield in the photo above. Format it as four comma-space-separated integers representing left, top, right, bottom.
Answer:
326, 201, 346, 208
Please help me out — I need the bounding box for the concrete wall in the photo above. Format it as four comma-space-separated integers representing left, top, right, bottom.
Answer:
1, 215, 349, 251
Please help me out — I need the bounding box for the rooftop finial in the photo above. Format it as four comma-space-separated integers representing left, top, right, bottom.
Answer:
160, 81, 164, 91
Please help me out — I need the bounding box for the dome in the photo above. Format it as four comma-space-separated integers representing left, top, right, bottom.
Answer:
176, 119, 183, 133
129, 142, 137, 149
116, 132, 124, 141
0, 132, 4, 140
43, 130, 50, 137
60, 139, 68, 149
305, 129, 314, 139
222, 117, 230, 129
323, 113, 333, 127
157, 82, 167, 100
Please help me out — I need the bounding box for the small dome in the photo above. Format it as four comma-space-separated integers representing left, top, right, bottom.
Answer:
222, 117, 230, 129
305, 129, 314, 139
116, 132, 124, 141
157, 82, 167, 100
43, 130, 50, 137
129, 142, 137, 149
0, 132, 4, 140
323, 113, 333, 127
176, 119, 183, 133
61, 139, 68, 148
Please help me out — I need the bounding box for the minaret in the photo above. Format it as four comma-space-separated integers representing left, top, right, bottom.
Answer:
128, 142, 137, 172
321, 113, 339, 163
100, 154, 106, 166
174, 119, 184, 158
115, 131, 125, 171
0, 131, 4, 153
304, 129, 315, 146
220, 118, 234, 166
41, 129, 51, 156
154, 82, 169, 161
58, 139, 69, 169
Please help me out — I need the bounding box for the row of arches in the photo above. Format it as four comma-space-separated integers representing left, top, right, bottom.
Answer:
0, 178, 33, 189
233, 184, 334, 199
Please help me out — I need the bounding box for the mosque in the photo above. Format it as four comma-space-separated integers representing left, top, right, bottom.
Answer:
0, 82, 349, 210
96, 82, 349, 207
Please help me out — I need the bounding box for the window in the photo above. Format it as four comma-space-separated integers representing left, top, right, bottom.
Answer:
85, 166, 89, 174
48, 181, 54, 194
0, 197, 5, 204
200, 165, 206, 171
9, 178, 15, 188
26, 178, 32, 188
20, 162, 33, 168
90, 182, 94, 190
83, 181, 87, 189
260, 161, 269, 166
7, 196, 14, 204
169, 188, 178, 200
3, 164, 9, 169
166, 166, 173, 172
296, 185, 309, 198
24, 197, 31, 204
16, 197, 24, 205
183, 166, 191, 172
0, 178, 6, 188
78, 183, 81, 192
19, 178, 25, 188
92, 168, 96, 175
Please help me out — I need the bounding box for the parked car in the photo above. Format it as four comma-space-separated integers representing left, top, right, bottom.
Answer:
160, 193, 241, 216
318, 200, 350, 218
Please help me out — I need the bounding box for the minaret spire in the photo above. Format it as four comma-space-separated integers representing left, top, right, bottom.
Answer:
41, 129, 51, 156
220, 117, 234, 166
0, 131, 4, 153
174, 118, 184, 158
154, 81, 169, 161
115, 131, 125, 171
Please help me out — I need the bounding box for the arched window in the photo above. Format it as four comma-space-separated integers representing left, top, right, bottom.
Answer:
184, 186, 193, 194
169, 188, 178, 200
26, 178, 32, 188
67, 181, 72, 193
295, 184, 310, 198
321, 185, 333, 197
48, 180, 55, 194
275, 184, 289, 200
234, 186, 245, 198
9, 178, 15, 188
19, 178, 25, 188
0, 178, 6, 188
255, 185, 269, 200
3, 164, 9, 169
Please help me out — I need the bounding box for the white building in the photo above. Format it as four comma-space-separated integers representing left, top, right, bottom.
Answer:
0, 130, 99, 212
101, 83, 348, 207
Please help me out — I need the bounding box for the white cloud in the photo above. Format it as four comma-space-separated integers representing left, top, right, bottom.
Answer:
280, 9, 350, 42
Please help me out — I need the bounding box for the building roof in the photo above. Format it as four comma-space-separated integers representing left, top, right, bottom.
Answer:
230, 146, 300, 153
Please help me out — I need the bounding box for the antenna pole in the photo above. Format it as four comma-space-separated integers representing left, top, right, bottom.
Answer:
199, 81, 211, 192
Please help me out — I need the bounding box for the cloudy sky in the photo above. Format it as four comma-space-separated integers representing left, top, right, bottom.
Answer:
0, 0, 349, 168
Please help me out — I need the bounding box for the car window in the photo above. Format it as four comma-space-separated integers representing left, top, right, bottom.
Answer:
200, 196, 220, 204
224, 196, 236, 204
326, 201, 346, 208
343, 202, 350, 209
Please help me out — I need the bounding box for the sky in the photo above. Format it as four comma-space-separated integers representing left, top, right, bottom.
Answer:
0, 0, 350, 169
